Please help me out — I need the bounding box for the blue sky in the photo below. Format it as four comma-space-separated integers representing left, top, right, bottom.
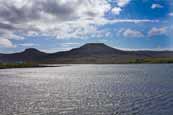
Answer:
0, 0, 173, 53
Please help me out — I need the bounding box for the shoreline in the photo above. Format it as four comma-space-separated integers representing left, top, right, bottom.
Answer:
0, 63, 62, 69
0, 63, 172, 69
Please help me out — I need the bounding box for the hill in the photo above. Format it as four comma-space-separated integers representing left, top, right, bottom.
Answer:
0, 48, 47, 63
0, 43, 173, 64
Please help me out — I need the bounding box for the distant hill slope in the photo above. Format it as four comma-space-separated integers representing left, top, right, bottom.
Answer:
0, 43, 173, 64
0, 48, 47, 63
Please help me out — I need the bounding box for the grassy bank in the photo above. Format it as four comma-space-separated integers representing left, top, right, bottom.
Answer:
0, 58, 173, 69
0, 63, 40, 69
129, 58, 173, 64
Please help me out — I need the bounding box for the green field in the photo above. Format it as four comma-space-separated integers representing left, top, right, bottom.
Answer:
129, 58, 173, 64
0, 63, 40, 69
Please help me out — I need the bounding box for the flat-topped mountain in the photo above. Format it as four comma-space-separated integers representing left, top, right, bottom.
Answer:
0, 43, 173, 64
69, 43, 124, 55
76, 43, 117, 53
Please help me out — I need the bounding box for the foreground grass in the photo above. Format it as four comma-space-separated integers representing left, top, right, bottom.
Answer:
129, 58, 173, 64
0, 58, 173, 69
0, 63, 40, 69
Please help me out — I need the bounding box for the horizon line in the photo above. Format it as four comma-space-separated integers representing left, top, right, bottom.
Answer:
1, 43, 173, 54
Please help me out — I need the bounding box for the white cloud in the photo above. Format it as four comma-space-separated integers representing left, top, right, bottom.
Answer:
19, 43, 38, 47
42, 47, 73, 53
148, 27, 167, 37
111, 0, 130, 15
122, 29, 144, 38
116, 0, 130, 7
0, 38, 15, 48
0, 0, 160, 48
169, 12, 173, 16
107, 19, 159, 24
61, 42, 81, 47
0, 0, 111, 41
151, 4, 163, 9
112, 7, 122, 15
0, 29, 24, 40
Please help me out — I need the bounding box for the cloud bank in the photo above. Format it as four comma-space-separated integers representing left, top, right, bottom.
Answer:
0, 0, 163, 48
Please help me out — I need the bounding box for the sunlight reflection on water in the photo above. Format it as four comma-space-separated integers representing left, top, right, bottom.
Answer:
0, 64, 173, 115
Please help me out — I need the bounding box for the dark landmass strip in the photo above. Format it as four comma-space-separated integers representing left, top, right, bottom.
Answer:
0, 43, 173, 66
128, 58, 173, 64
0, 63, 61, 69
0, 63, 41, 69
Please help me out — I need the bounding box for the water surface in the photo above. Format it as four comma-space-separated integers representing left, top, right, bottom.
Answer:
0, 64, 173, 115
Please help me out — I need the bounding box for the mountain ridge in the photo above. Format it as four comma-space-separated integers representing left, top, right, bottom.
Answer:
0, 43, 173, 64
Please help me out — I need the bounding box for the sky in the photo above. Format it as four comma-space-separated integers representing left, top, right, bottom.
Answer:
0, 0, 173, 53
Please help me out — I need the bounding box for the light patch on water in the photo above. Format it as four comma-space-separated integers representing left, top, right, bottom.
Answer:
0, 64, 173, 115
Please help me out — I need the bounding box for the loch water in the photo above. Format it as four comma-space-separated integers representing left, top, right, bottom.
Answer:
0, 64, 173, 115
